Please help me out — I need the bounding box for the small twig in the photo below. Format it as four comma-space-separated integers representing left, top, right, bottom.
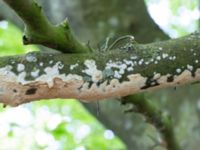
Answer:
3, 0, 92, 53
96, 101, 101, 116
107, 35, 135, 50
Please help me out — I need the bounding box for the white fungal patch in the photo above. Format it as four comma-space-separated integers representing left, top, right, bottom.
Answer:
133, 61, 137, 65
39, 62, 43, 66
119, 68, 125, 74
106, 61, 128, 79
195, 60, 199, 63
31, 69, 40, 78
169, 56, 176, 60
130, 56, 137, 60
49, 60, 53, 64
123, 59, 133, 66
159, 47, 163, 50
114, 71, 121, 78
26, 54, 37, 62
83, 59, 103, 82
176, 68, 181, 73
70, 63, 79, 70
172, 56, 176, 60
0, 62, 83, 88
194, 53, 197, 56
187, 64, 193, 71
17, 72, 27, 84
57, 61, 64, 69
138, 59, 144, 65
39, 62, 64, 87
156, 56, 161, 60
0, 65, 16, 82
162, 53, 169, 59
17, 64, 25, 72
2, 61, 200, 105
127, 67, 134, 71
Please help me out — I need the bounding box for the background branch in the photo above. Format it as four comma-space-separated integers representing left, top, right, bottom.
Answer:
122, 95, 180, 150
3, 0, 91, 53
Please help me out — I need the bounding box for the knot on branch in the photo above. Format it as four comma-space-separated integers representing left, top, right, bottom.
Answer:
59, 18, 70, 30
23, 35, 30, 45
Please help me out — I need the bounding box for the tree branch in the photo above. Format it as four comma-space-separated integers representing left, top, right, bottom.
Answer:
122, 95, 180, 150
0, 32, 200, 106
2, 0, 92, 53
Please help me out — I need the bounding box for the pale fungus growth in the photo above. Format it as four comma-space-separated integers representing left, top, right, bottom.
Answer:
162, 53, 169, 59
83, 59, 103, 82
31, 69, 40, 78
172, 56, 176, 60
57, 61, 64, 69
123, 59, 133, 66
70, 63, 79, 70
39, 62, 44, 66
17, 64, 25, 72
187, 65, 193, 71
156, 56, 161, 60
114, 71, 121, 79
26, 54, 37, 62
176, 68, 181, 73
138, 59, 144, 65
127, 67, 134, 71
49, 60, 53, 64
130, 56, 137, 60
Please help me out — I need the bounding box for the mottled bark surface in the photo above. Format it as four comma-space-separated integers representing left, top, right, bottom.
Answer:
0, 33, 200, 107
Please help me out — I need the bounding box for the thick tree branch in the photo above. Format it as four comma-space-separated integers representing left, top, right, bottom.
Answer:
0, 32, 200, 106
3, 0, 91, 53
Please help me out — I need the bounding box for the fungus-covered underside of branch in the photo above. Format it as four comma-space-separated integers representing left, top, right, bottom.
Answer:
0, 32, 200, 106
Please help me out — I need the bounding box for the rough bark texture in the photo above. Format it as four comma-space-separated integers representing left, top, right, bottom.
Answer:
0, 32, 200, 107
